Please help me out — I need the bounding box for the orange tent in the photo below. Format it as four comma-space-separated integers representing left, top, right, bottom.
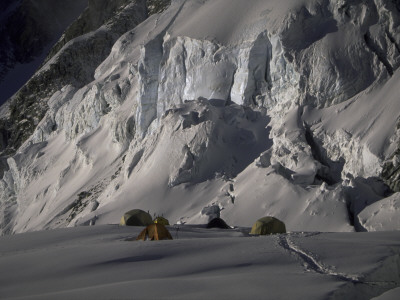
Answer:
136, 223, 173, 241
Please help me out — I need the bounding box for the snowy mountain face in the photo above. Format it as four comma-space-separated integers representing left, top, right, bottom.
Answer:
0, 0, 400, 235
0, 0, 149, 158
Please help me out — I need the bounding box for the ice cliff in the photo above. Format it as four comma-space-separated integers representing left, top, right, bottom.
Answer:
1, 0, 400, 234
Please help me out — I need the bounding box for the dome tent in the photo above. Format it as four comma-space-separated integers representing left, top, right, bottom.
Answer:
250, 216, 286, 235
206, 217, 230, 229
120, 209, 153, 226
154, 216, 170, 226
136, 223, 173, 241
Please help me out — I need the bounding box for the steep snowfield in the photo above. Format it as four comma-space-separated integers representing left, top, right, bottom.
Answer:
1, 0, 400, 234
358, 192, 400, 231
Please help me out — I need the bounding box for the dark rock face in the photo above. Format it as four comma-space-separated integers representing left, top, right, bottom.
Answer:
0, 0, 16, 11
0, 0, 150, 158
0, 0, 88, 105
147, 0, 171, 15
382, 151, 400, 192
45, 0, 143, 64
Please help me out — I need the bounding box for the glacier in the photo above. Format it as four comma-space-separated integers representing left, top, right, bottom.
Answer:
0, 0, 400, 234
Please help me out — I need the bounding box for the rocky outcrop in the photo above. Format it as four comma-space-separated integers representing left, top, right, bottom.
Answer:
0, 0, 88, 104
382, 145, 400, 192
147, 0, 171, 15
0, 0, 148, 157
44, 0, 147, 64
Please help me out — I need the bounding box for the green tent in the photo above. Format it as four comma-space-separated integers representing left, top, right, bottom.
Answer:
250, 216, 286, 235
120, 209, 153, 226
154, 216, 170, 226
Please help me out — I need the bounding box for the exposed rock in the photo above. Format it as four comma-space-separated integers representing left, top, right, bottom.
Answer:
0, 0, 88, 104
0, 0, 148, 157
201, 204, 221, 223
147, 0, 171, 15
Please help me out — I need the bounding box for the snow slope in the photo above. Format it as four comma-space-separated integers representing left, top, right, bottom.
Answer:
0, 225, 399, 299
0, 0, 400, 234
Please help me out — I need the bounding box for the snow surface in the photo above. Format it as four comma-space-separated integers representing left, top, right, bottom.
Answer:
358, 192, 400, 232
0, 1, 399, 298
0, 225, 399, 299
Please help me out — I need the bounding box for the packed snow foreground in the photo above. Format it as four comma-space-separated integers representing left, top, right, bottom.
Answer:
1, 0, 400, 235
0, 225, 400, 299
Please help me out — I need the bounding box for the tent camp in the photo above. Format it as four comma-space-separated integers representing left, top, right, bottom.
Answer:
136, 223, 173, 241
154, 216, 170, 226
250, 216, 286, 235
120, 209, 153, 226
206, 217, 230, 229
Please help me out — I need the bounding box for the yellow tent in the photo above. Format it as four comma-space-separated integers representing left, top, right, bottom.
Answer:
154, 216, 170, 226
136, 223, 173, 241
120, 209, 153, 226
250, 216, 286, 235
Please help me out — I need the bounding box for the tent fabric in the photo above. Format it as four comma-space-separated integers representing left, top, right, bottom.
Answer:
154, 216, 170, 226
250, 216, 286, 235
136, 223, 173, 241
206, 217, 230, 229
119, 209, 153, 226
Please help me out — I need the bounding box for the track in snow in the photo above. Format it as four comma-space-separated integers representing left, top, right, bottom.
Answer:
276, 234, 361, 283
